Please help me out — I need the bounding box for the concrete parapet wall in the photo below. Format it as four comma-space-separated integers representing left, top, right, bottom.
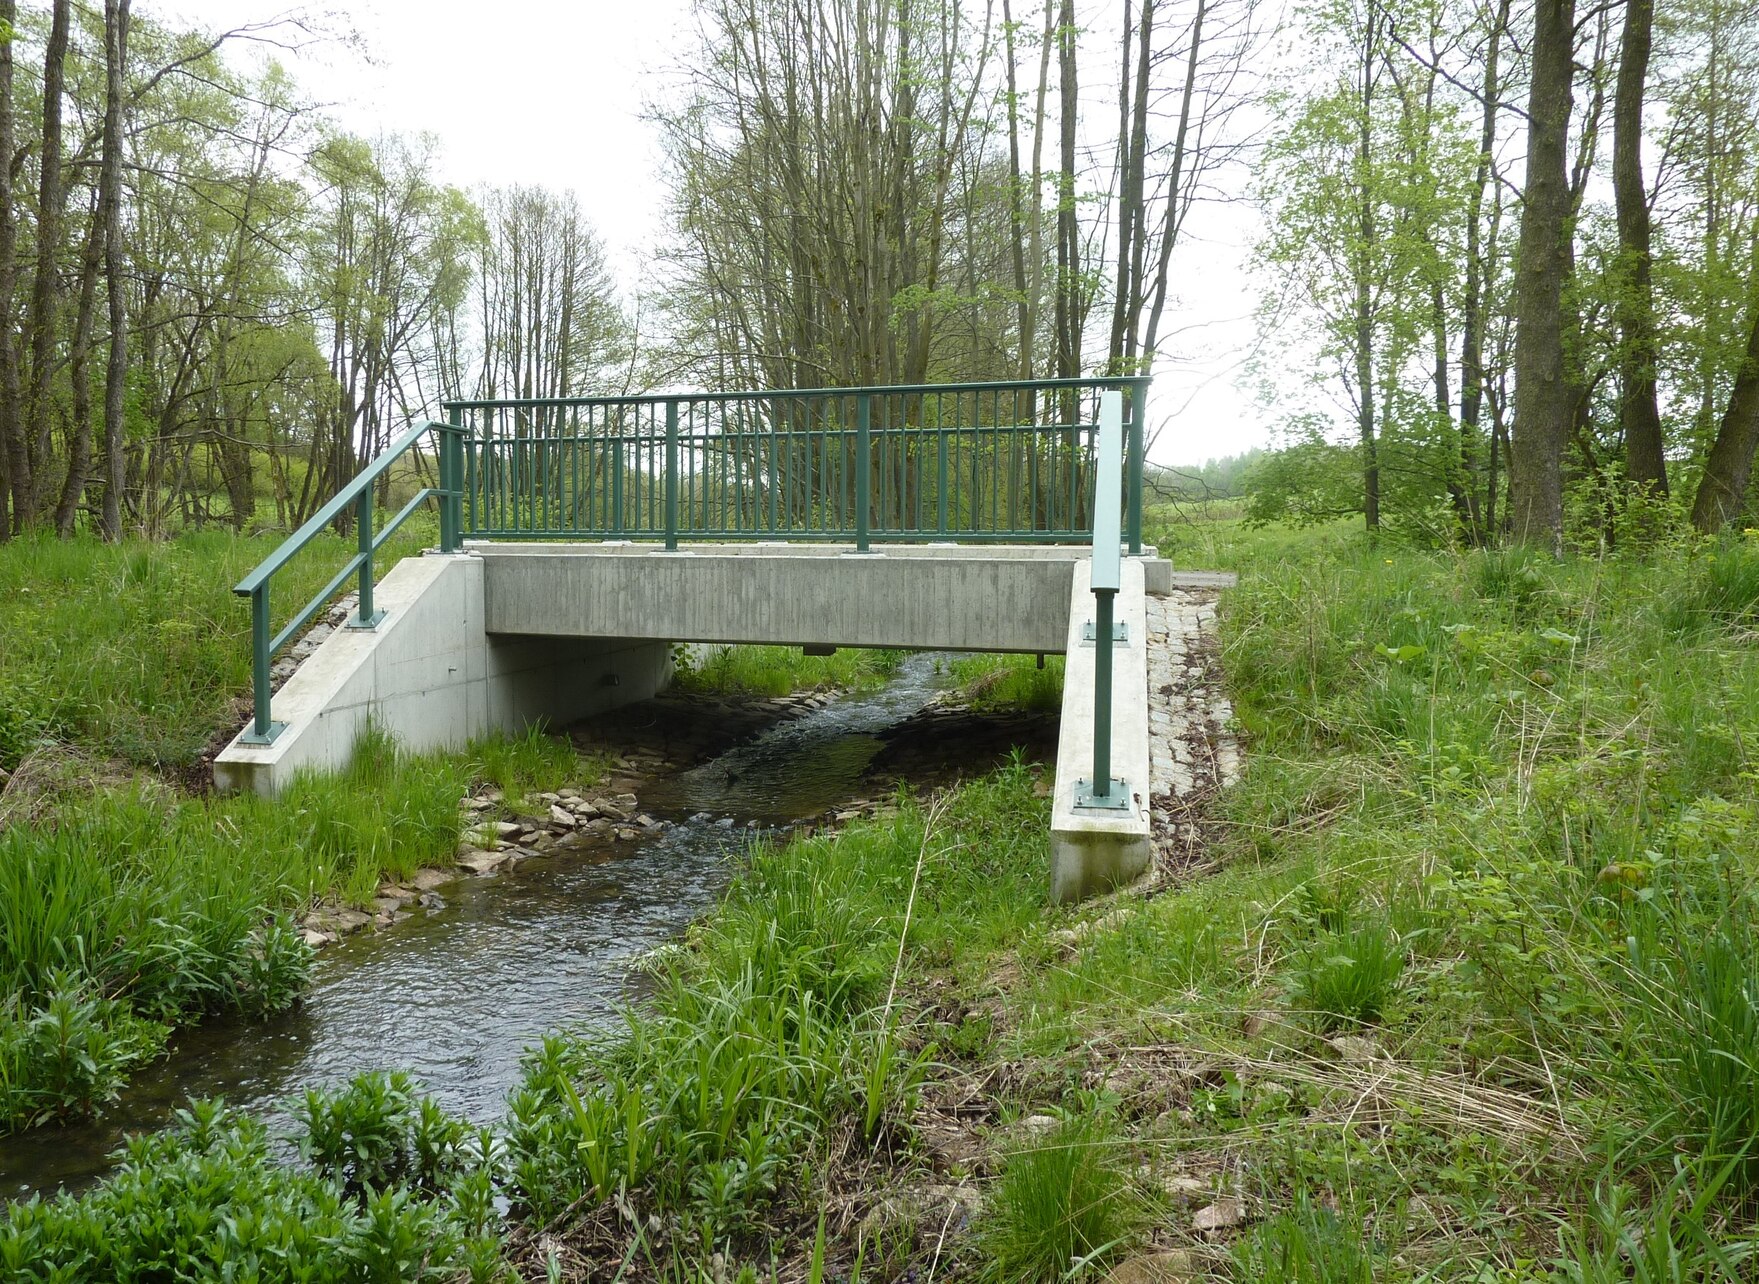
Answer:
478, 544, 1087, 654
213, 553, 671, 795
1048, 558, 1153, 903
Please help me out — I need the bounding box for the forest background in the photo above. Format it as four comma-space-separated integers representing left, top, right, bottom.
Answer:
0, 0, 1754, 550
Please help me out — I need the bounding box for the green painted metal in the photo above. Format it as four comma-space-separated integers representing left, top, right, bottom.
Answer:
442, 377, 1148, 547
233, 418, 466, 744
855, 393, 871, 553
234, 378, 1146, 745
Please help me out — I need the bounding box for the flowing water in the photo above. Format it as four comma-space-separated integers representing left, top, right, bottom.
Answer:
0, 653, 954, 1199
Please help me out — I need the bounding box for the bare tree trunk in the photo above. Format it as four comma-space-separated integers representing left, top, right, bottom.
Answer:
53, 196, 104, 536
101, 0, 132, 540
1510, 0, 1576, 549
1692, 295, 1759, 532
1612, 0, 1666, 495
1053, 0, 1080, 379
1461, 0, 1509, 540
1354, 14, 1378, 534
0, 0, 19, 538
23, 0, 72, 524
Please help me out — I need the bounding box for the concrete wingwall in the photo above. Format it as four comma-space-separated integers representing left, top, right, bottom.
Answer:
1048, 558, 1153, 903
212, 552, 672, 796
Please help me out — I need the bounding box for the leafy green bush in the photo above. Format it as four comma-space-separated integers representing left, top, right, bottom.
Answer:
0, 1088, 504, 1283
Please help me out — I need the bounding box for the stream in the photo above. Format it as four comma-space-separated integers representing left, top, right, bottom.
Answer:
0, 652, 955, 1200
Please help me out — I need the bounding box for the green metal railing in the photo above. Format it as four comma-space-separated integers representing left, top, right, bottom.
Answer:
236, 378, 1147, 744
234, 418, 467, 744
441, 377, 1149, 554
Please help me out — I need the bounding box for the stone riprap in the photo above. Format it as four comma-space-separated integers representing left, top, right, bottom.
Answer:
1144, 583, 1240, 876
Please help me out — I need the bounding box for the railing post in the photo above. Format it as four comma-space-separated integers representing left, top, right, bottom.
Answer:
1078, 389, 1128, 809
351, 489, 383, 629
1092, 584, 1116, 791
241, 584, 283, 744
1125, 380, 1145, 556
936, 427, 949, 536
665, 400, 680, 550
855, 392, 871, 552
444, 408, 463, 550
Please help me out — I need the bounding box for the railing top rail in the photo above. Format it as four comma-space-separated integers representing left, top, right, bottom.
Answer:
441, 375, 1151, 413
233, 418, 462, 596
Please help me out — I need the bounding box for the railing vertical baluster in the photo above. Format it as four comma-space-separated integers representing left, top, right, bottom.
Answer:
444, 408, 462, 550
665, 398, 679, 550
855, 392, 871, 552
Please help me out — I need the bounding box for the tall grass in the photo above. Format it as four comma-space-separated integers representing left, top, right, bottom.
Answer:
503, 764, 1051, 1261
0, 725, 583, 1133
0, 527, 430, 771
950, 652, 1064, 712
974, 1113, 1143, 1281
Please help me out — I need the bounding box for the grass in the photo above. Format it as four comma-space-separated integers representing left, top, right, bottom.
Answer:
17, 520, 1759, 1279
974, 1112, 1144, 1281
0, 523, 432, 772
670, 643, 906, 697
950, 652, 1065, 712
0, 724, 602, 1134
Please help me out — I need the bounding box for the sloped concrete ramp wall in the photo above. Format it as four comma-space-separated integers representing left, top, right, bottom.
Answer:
213, 553, 671, 796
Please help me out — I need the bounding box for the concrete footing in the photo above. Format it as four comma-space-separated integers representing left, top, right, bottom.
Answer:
212, 552, 672, 795
1048, 558, 1153, 903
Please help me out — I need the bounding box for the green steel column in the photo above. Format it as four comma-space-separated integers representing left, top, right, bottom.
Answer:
855, 393, 871, 552
1091, 587, 1116, 798
248, 585, 273, 741
352, 490, 380, 628
444, 409, 463, 550
936, 427, 949, 535
1125, 384, 1144, 555
665, 399, 679, 550
612, 439, 625, 534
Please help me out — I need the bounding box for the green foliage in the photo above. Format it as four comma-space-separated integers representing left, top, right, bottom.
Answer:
670, 644, 905, 697
504, 765, 1049, 1257
1234, 1194, 1379, 1283
0, 531, 426, 771
974, 1113, 1143, 1282
950, 652, 1064, 712
0, 1088, 504, 1283
1285, 918, 1405, 1031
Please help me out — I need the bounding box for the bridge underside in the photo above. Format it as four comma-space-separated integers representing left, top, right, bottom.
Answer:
215, 543, 1191, 901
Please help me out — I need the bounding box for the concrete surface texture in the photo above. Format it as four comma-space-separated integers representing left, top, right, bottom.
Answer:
212, 552, 671, 795
477, 543, 1094, 654
1048, 557, 1153, 903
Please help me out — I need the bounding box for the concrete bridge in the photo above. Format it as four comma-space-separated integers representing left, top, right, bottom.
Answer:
214, 378, 1218, 901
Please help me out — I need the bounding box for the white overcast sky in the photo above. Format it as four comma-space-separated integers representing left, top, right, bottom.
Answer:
158, 0, 1269, 467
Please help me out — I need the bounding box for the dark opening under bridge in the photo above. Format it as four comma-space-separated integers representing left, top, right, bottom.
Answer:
214, 376, 1205, 901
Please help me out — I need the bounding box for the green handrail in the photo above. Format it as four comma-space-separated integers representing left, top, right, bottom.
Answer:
445, 376, 1149, 553
234, 418, 467, 745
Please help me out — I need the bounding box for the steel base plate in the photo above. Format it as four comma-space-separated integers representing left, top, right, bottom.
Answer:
1074, 777, 1132, 810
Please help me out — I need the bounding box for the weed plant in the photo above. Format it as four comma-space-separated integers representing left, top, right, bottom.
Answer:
0, 1076, 506, 1283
